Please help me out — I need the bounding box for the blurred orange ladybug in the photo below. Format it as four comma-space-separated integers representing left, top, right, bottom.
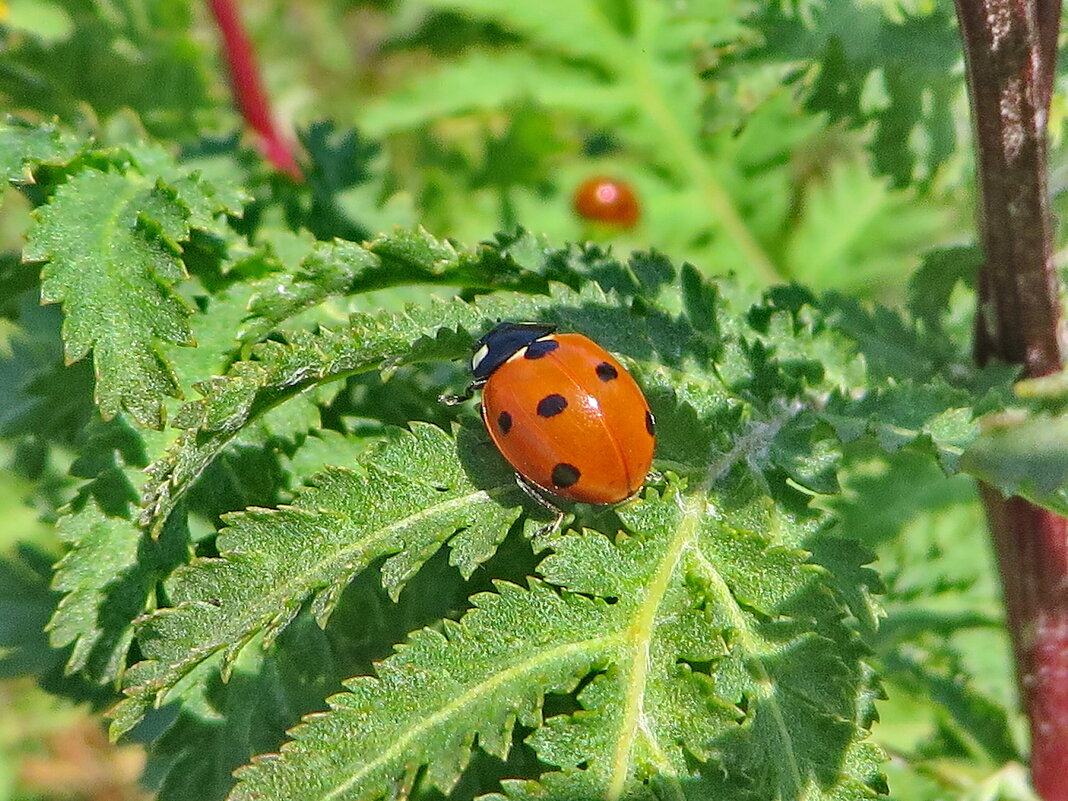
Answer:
572, 176, 640, 228
468, 322, 655, 505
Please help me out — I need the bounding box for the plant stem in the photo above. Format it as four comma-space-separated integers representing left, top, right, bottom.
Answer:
954, 1, 1066, 797
207, 0, 302, 180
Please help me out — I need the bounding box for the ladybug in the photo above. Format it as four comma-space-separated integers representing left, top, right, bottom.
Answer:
464, 322, 655, 506
572, 176, 641, 229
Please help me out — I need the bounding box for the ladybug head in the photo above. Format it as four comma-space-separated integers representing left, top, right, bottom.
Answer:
470, 322, 557, 383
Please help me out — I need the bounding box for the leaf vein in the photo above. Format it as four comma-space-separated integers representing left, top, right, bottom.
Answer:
322, 633, 618, 801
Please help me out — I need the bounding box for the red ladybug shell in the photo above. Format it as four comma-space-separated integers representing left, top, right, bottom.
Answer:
475, 326, 655, 505
572, 176, 641, 229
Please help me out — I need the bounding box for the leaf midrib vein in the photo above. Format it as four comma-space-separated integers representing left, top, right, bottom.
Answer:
321, 632, 617, 801
73, 179, 145, 349
170, 485, 511, 679
268, 484, 508, 620
607, 491, 701, 801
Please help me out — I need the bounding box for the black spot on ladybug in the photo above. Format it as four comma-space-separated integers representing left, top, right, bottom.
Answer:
645, 410, 656, 436
498, 410, 512, 435
537, 394, 568, 418
524, 339, 559, 359
552, 463, 581, 488
595, 362, 618, 382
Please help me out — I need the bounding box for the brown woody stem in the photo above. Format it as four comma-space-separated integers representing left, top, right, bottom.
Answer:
954, 0, 1066, 797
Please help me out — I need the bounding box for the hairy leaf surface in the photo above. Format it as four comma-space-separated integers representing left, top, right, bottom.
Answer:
0, 119, 83, 183
230, 490, 882, 800
113, 424, 522, 736
25, 169, 194, 428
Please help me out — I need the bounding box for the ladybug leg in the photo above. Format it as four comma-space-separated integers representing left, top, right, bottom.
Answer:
514, 475, 568, 538
514, 474, 559, 513
540, 510, 567, 540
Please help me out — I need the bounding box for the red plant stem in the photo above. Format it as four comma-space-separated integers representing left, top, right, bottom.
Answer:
207, 0, 302, 180
954, 0, 1066, 797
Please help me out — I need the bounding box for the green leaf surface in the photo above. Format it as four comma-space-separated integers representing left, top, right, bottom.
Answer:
960, 412, 1068, 515
25, 168, 194, 428
0, 0, 214, 141
907, 246, 981, 332
233, 579, 608, 801
119, 140, 250, 229
0, 545, 61, 679
0, 291, 78, 440
45, 433, 187, 685
368, 0, 789, 282
361, 51, 627, 138
241, 228, 557, 342
820, 382, 978, 474
47, 498, 141, 680
754, 1, 961, 186
0, 119, 83, 184
783, 162, 951, 292
149, 618, 343, 801
231, 490, 882, 801
881, 648, 1018, 766
112, 424, 522, 737
0, 2, 1035, 799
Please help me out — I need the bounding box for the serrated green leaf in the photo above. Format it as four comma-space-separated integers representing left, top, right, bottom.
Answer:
0, 3, 1036, 799
960, 413, 1068, 516
242, 238, 381, 340
165, 284, 256, 400
230, 489, 881, 801
366, 1, 792, 282
25, 168, 195, 428
39, 410, 189, 687
0, 118, 83, 184
112, 423, 522, 737
805, 535, 884, 636
825, 436, 1022, 787
819, 293, 947, 383
881, 649, 1019, 765
754, 1, 961, 186
241, 228, 563, 343
149, 618, 342, 801
141, 280, 614, 536
119, 140, 250, 228
233, 579, 610, 801
361, 51, 628, 138
1, 0, 213, 141
820, 381, 980, 474
45, 435, 189, 686
280, 428, 377, 485
907, 246, 981, 331
47, 498, 144, 683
